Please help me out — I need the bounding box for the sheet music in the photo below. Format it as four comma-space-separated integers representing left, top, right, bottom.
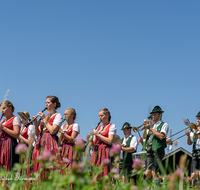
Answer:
182, 118, 190, 126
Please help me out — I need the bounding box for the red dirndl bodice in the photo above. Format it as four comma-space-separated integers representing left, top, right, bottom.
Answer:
60, 124, 74, 169
20, 126, 29, 139
0, 117, 19, 171
32, 114, 60, 172
91, 123, 112, 177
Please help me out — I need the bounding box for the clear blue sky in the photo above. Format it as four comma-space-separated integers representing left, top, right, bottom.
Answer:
0, 0, 200, 154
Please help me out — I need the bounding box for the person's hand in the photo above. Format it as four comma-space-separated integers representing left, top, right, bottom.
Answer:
121, 143, 126, 150
19, 136, 24, 143
0, 123, 3, 131
43, 114, 50, 125
37, 112, 45, 120
86, 134, 90, 142
138, 137, 143, 144
185, 129, 190, 136
143, 119, 147, 125
168, 141, 173, 145
92, 129, 98, 136
143, 120, 150, 129
144, 123, 150, 130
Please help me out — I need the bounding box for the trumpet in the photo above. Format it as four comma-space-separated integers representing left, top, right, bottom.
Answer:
132, 124, 144, 133
132, 120, 150, 133
25, 107, 47, 127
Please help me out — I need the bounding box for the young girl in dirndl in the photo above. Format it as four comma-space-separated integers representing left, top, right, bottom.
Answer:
90, 108, 116, 177
0, 100, 20, 171
59, 108, 80, 169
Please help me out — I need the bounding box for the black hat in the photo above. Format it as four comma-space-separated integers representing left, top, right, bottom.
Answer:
150, 106, 164, 114
148, 114, 152, 119
196, 111, 200, 117
121, 122, 132, 130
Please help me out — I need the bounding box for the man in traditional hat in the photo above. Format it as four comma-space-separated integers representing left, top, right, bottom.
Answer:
119, 122, 138, 183
142, 105, 169, 185
185, 111, 200, 187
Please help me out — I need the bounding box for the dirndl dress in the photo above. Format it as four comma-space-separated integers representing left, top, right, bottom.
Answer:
32, 114, 59, 173
60, 124, 75, 169
91, 123, 113, 177
20, 125, 33, 174
0, 117, 19, 171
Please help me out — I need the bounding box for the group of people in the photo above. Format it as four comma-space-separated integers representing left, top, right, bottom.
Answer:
0, 96, 80, 174
119, 106, 200, 187
0, 96, 200, 186
0, 97, 117, 177
119, 105, 169, 185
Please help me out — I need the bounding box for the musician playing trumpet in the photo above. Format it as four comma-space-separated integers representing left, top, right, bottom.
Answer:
120, 122, 138, 183
142, 105, 169, 186
185, 111, 200, 187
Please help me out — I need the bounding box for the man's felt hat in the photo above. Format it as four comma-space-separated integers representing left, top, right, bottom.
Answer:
150, 105, 164, 114
121, 122, 132, 130
196, 111, 200, 117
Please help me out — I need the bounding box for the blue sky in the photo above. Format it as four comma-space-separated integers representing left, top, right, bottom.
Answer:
0, 0, 200, 154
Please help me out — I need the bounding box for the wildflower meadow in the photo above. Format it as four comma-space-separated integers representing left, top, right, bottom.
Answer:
0, 136, 197, 190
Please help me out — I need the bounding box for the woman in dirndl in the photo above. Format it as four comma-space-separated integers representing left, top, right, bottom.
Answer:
59, 108, 80, 169
32, 96, 63, 173
18, 111, 35, 189
90, 108, 116, 177
0, 100, 20, 171
18, 111, 35, 146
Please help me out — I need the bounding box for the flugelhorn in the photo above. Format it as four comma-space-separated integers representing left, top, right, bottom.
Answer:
25, 107, 47, 127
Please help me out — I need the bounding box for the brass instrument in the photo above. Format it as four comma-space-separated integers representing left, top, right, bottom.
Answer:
170, 126, 189, 138
132, 124, 144, 133
132, 121, 151, 139
132, 120, 150, 133
189, 123, 198, 132
172, 122, 198, 143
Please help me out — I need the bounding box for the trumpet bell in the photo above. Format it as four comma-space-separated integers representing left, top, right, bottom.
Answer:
132, 126, 138, 133
132, 121, 150, 133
